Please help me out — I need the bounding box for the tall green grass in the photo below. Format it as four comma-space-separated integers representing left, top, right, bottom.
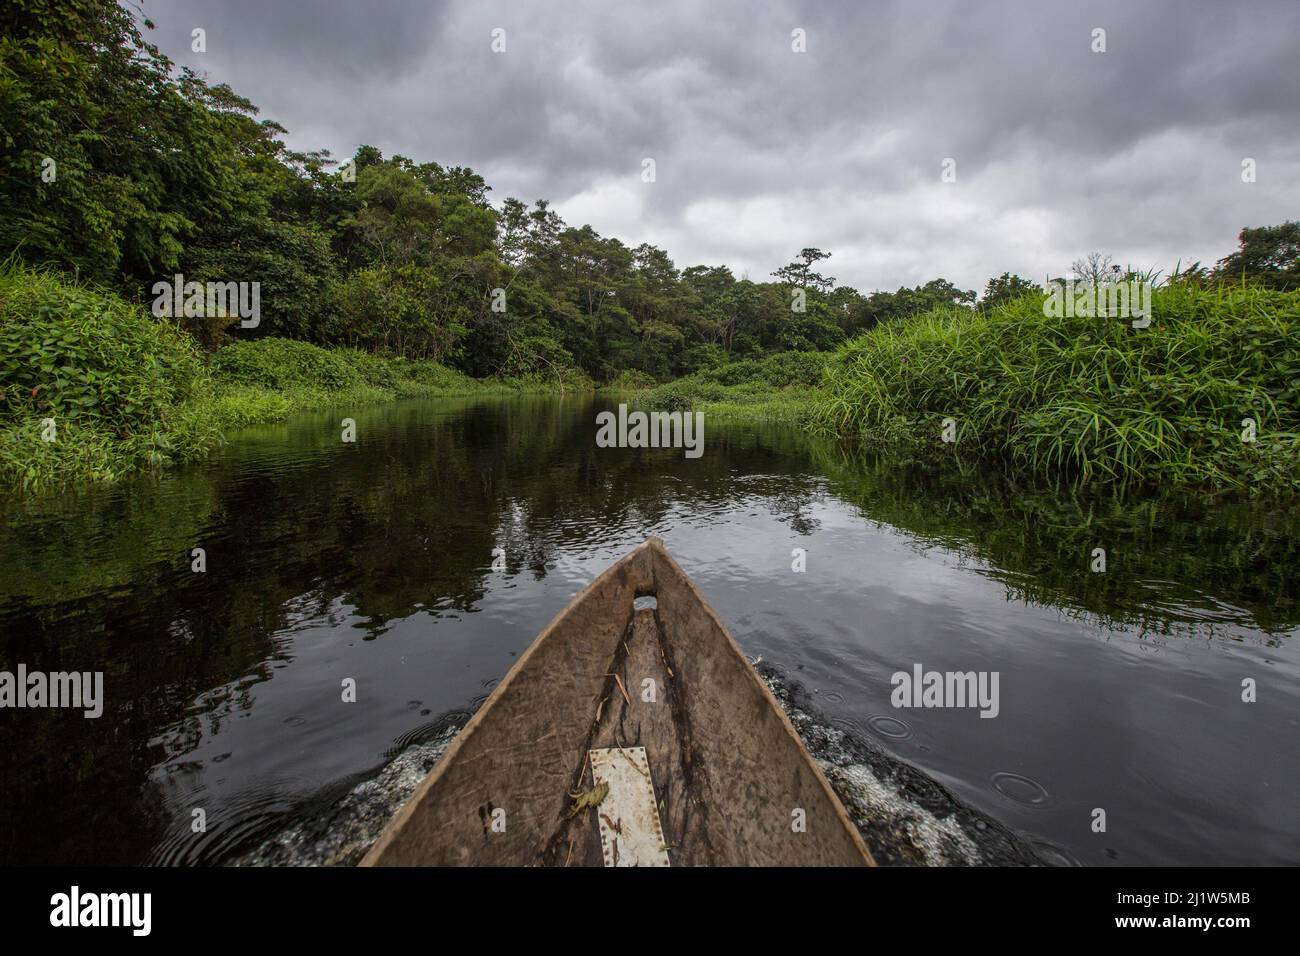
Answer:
815, 283, 1300, 493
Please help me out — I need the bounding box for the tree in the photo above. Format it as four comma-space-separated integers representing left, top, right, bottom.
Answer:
772, 248, 835, 293
0, 1, 251, 285
981, 273, 1041, 310
183, 217, 337, 343
681, 265, 738, 354
1070, 252, 1121, 285
853, 279, 977, 329
1214, 222, 1300, 290
21, 0, 1290, 393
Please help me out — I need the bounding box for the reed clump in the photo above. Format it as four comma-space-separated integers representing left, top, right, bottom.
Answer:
814, 283, 1300, 494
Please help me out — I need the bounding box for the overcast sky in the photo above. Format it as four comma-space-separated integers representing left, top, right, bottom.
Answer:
137, 0, 1299, 294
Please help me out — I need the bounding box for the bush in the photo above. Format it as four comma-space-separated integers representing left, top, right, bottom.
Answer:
637, 351, 831, 414
693, 351, 830, 388
0, 259, 206, 432
681, 343, 727, 375
209, 338, 365, 391
337, 347, 402, 390
207, 338, 497, 400
696, 359, 765, 386
392, 357, 483, 391
198, 386, 293, 429
501, 366, 595, 393
756, 350, 831, 387
604, 369, 658, 390
0, 260, 222, 490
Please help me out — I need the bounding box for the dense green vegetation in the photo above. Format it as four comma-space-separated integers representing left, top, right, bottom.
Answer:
816, 283, 1300, 494
0, 1, 979, 384
0, 261, 583, 491
1, 1, 1297, 493
0, 260, 220, 487
634, 351, 830, 423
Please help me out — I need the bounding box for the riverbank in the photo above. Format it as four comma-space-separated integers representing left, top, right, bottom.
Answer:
0, 263, 592, 493
8, 258, 1297, 498
236, 664, 1050, 866
628, 351, 826, 425
814, 283, 1300, 495
628, 283, 1300, 497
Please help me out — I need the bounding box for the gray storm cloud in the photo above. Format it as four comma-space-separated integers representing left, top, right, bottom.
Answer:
142, 0, 1299, 291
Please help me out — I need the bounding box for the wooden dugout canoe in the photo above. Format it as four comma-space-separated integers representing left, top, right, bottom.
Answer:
361, 537, 875, 867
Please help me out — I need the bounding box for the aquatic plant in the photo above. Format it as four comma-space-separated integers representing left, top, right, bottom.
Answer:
815, 282, 1300, 494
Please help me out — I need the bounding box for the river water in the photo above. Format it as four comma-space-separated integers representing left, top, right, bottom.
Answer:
1, 395, 1296, 865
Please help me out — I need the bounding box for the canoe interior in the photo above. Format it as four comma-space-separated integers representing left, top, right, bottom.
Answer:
362, 538, 874, 866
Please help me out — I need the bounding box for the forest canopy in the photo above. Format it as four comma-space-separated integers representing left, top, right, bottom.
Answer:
2, 0, 1297, 387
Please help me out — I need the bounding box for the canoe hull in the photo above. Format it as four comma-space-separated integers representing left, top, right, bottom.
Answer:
362, 538, 874, 866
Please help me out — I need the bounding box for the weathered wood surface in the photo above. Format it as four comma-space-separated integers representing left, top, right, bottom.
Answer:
361, 538, 874, 866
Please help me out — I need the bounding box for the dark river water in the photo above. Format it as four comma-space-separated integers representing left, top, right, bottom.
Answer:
1, 395, 1297, 866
